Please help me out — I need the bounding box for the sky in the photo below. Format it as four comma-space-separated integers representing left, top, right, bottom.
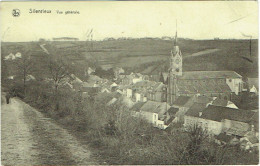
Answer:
0, 1, 258, 42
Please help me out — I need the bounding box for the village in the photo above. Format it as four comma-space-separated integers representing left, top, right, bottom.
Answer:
18, 33, 256, 153
2, 33, 259, 165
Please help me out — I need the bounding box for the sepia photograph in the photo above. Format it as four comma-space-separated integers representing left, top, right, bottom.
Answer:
0, 1, 259, 165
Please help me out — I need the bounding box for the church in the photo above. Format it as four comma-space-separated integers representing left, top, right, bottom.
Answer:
163, 32, 244, 105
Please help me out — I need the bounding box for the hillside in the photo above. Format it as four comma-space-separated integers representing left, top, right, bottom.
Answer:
1, 38, 258, 80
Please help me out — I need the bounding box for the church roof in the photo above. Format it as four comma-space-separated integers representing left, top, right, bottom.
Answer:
177, 82, 231, 94
180, 71, 242, 80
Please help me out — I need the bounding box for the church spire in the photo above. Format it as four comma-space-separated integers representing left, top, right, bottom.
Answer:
174, 20, 178, 46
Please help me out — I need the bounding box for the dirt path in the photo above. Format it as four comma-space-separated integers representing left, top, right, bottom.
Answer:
1, 97, 97, 165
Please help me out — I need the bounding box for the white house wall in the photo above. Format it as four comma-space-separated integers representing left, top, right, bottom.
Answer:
126, 89, 133, 98
184, 116, 223, 135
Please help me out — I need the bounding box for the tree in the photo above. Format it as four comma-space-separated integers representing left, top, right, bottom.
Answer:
14, 48, 34, 94
48, 56, 70, 110
178, 124, 228, 165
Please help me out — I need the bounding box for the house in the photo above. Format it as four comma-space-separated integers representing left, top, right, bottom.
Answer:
129, 80, 167, 102
15, 52, 22, 58
7, 75, 15, 80
172, 95, 214, 123
63, 82, 73, 89
184, 105, 256, 136
4, 53, 16, 60
113, 67, 125, 79
172, 96, 196, 123
166, 107, 179, 124
117, 85, 130, 95
78, 81, 101, 96
126, 88, 133, 98
131, 102, 146, 117
250, 85, 258, 94
110, 82, 118, 91
120, 73, 143, 85
147, 82, 167, 102
70, 74, 83, 84
101, 87, 110, 93
134, 91, 148, 102
247, 77, 258, 95
87, 67, 95, 75
26, 75, 36, 81
131, 101, 171, 129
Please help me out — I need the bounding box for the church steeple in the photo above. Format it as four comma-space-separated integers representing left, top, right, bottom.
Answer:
174, 24, 178, 46
170, 22, 182, 76
167, 22, 182, 105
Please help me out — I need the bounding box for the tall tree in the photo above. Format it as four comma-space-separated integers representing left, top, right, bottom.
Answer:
48, 56, 70, 110
14, 48, 34, 94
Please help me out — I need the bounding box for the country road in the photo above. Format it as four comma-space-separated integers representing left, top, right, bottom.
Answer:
1, 97, 97, 165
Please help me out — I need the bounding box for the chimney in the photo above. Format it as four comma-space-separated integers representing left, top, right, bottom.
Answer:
199, 112, 202, 117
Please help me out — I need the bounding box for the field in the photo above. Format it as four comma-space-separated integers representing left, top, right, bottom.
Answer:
1, 38, 258, 80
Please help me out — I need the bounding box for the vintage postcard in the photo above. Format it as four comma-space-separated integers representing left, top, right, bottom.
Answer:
1, 1, 259, 165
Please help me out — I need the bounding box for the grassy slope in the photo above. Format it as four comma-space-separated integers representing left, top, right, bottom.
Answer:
1, 38, 258, 79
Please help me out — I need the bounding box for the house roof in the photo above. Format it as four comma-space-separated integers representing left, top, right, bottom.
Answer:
180, 71, 242, 80
107, 98, 117, 106
211, 98, 228, 107
200, 105, 256, 123
131, 102, 146, 112
185, 102, 208, 117
244, 131, 259, 144
173, 96, 192, 107
195, 96, 213, 104
247, 135, 259, 144
140, 101, 170, 115
131, 80, 165, 93
167, 107, 179, 116
165, 116, 176, 126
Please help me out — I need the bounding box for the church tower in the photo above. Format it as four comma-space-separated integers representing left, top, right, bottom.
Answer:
167, 27, 182, 105
170, 31, 182, 76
